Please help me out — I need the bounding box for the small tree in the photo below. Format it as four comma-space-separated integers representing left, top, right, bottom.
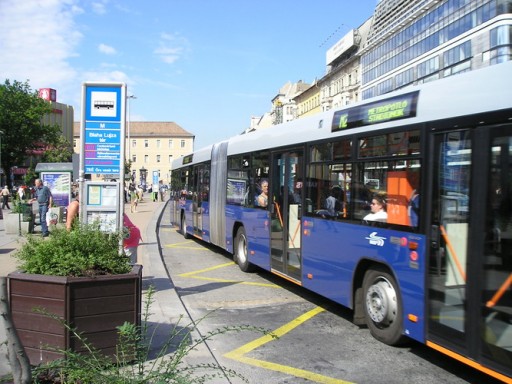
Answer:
0, 79, 61, 187
42, 135, 73, 163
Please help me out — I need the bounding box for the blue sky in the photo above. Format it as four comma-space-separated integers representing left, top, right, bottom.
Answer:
0, 0, 377, 150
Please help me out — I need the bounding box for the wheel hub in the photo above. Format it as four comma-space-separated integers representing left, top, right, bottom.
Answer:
366, 279, 397, 325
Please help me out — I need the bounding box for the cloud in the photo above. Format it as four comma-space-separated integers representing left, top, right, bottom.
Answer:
0, 0, 82, 88
99, 43, 117, 55
82, 69, 133, 85
91, 1, 108, 15
154, 32, 190, 64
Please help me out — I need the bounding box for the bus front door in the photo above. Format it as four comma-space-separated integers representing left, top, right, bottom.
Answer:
270, 150, 303, 282
192, 165, 206, 238
428, 126, 512, 376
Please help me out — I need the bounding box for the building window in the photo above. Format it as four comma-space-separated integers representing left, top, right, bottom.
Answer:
395, 68, 414, 88
417, 57, 439, 79
144, 155, 148, 163
157, 155, 161, 163
443, 41, 471, 67
362, 87, 375, 100
156, 139, 161, 148
73, 139, 77, 148
375, 78, 393, 96
144, 140, 149, 148
132, 139, 136, 148
489, 25, 512, 64
132, 154, 136, 163
168, 139, 173, 148
169, 155, 173, 163
181, 140, 185, 148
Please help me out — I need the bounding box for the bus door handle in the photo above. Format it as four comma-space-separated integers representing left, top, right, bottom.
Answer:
431, 225, 440, 249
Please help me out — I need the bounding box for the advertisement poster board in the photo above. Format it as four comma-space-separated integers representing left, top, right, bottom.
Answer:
41, 172, 72, 207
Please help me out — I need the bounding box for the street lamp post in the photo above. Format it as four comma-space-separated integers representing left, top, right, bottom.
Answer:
0, 130, 4, 187
127, 95, 137, 162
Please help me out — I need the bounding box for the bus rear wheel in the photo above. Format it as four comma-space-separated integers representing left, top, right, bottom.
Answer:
362, 267, 405, 346
235, 227, 254, 272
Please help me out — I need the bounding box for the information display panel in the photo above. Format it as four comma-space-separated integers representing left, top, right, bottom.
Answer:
82, 181, 121, 233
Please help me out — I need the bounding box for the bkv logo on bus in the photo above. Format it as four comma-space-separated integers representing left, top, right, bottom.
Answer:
365, 232, 386, 247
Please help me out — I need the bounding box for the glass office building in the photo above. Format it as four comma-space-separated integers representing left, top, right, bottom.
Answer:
361, 0, 512, 99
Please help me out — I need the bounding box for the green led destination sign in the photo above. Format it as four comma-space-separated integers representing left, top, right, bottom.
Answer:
182, 154, 194, 165
332, 91, 419, 132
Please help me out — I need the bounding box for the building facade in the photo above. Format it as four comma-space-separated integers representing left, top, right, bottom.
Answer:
360, 0, 512, 98
254, 0, 511, 128
317, 18, 373, 112
73, 121, 194, 186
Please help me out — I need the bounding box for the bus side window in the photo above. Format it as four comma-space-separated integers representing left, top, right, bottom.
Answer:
252, 151, 270, 209
386, 165, 420, 229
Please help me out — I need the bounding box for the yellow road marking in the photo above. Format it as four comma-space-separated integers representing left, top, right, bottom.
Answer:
164, 240, 206, 250
225, 307, 355, 384
185, 275, 279, 288
178, 262, 280, 288
166, 241, 352, 382
179, 262, 235, 277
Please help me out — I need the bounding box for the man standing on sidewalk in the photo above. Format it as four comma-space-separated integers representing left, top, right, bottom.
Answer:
31, 179, 52, 237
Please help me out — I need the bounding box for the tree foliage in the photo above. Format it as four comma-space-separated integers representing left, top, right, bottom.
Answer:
0, 79, 62, 186
42, 135, 73, 163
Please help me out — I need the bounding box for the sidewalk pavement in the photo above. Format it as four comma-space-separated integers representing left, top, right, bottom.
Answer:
0, 197, 218, 380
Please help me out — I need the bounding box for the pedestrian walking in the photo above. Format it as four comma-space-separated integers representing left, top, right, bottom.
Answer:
123, 213, 142, 264
152, 182, 159, 202
1, 185, 11, 209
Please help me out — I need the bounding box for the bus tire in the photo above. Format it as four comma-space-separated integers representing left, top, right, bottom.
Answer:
181, 214, 190, 239
235, 227, 254, 272
362, 267, 406, 346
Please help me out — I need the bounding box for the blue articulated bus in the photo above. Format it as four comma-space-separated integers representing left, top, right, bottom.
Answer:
170, 61, 512, 382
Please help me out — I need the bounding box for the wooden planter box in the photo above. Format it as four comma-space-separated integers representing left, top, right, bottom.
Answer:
8, 265, 142, 365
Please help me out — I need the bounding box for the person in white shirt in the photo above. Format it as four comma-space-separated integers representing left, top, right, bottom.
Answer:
363, 195, 387, 223
152, 183, 159, 202
1, 186, 11, 209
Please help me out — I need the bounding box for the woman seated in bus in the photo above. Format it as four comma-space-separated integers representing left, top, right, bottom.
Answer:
256, 179, 269, 207
363, 194, 387, 224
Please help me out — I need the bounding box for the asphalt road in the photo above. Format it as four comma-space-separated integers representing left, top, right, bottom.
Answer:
158, 223, 503, 384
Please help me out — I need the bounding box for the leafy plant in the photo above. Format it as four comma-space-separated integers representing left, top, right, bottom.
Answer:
20, 287, 277, 383
10, 200, 33, 222
11, 202, 24, 214
0, 79, 62, 185
13, 223, 131, 277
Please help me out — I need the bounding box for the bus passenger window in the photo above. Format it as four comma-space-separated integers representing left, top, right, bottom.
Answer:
356, 159, 421, 229
306, 162, 350, 219
251, 151, 270, 208
255, 179, 269, 207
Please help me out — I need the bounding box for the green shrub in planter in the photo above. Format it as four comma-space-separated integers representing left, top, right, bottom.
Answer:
8, 223, 140, 366
11, 201, 33, 222
14, 223, 131, 277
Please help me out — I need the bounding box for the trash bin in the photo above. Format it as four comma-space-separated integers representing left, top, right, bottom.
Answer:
21, 202, 33, 222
